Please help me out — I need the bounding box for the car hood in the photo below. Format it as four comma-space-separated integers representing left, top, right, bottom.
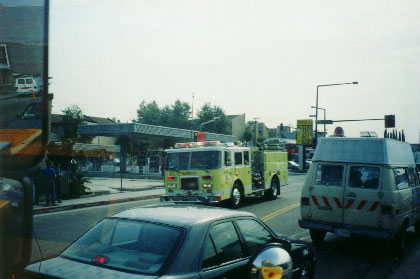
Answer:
25, 257, 159, 279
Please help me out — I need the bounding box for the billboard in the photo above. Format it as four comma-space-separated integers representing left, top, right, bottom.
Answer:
296, 119, 313, 146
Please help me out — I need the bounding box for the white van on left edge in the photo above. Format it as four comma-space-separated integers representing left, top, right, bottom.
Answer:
15, 76, 44, 96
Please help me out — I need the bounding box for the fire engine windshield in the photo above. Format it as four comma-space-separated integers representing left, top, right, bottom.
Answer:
166, 151, 221, 170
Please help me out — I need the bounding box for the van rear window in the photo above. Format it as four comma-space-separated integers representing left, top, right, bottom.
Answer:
25, 78, 33, 84
314, 165, 344, 186
17, 79, 25, 84
349, 166, 380, 189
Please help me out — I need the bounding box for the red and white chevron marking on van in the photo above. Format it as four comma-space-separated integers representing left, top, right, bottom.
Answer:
312, 196, 380, 212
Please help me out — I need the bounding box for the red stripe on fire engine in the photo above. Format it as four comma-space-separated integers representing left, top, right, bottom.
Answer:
369, 202, 379, 212
345, 199, 355, 209
312, 196, 319, 206
356, 200, 367, 210
334, 198, 343, 208
322, 196, 331, 208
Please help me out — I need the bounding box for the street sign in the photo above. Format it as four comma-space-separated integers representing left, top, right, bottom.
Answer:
334, 126, 344, 137
317, 120, 334, 125
296, 119, 313, 146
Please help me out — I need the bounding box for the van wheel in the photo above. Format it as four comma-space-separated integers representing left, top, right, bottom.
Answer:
392, 224, 408, 256
229, 184, 242, 209
310, 230, 326, 243
300, 259, 315, 279
265, 179, 279, 200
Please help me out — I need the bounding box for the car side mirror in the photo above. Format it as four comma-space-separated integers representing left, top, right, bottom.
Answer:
249, 244, 293, 279
0, 173, 33, 278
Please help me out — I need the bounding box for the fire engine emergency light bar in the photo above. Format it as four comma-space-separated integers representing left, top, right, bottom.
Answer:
174, 141, 234, 149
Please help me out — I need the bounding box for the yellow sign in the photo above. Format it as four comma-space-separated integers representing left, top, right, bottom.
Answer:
296, 119, 313, 146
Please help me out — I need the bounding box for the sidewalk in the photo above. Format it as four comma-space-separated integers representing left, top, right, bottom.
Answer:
33, 177, 165, 215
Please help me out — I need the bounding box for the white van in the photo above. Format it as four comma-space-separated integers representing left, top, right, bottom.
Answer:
299, 137, 420, 252
15, 76, 44, 96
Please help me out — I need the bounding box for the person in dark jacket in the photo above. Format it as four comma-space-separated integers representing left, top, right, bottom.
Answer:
43, 161, 56, 206
54, 162, 63, 203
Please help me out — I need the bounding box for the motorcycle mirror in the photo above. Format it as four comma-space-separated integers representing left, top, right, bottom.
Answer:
249, 244, 293, 279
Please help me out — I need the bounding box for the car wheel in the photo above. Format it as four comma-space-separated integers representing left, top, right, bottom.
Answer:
230, 184, 242, 209
392, 224, 407, 256
265, 179, 279, 200
309, 230, 326, 244
300, 259, 315, 279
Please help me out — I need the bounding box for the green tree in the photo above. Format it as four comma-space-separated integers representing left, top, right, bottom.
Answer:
242, 127, 253, 142
136, 100, 162, 125
61, 104, 94, 144
257, 135, 267, 143
168, 100, 191, 129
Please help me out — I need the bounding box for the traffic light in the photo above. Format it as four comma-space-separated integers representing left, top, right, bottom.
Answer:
385, 115, 395, 128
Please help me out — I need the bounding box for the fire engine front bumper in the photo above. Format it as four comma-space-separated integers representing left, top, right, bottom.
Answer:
160, 195, 221, 204
299, 219, 395, 239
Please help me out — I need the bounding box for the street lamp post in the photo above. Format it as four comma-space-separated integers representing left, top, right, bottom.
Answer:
311, 106, 326, 137
200, 116, 221, 132
315, 81, 358, 147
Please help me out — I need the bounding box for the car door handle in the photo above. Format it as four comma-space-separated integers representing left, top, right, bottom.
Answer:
345, 192, 357, 198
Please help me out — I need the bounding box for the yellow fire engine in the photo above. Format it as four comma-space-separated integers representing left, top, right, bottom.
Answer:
160, 141, 288, 208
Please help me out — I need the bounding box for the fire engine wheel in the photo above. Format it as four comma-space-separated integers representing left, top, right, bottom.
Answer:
230, 184, 243, 209
266, 179, 279, 200
309, 229, 326, 243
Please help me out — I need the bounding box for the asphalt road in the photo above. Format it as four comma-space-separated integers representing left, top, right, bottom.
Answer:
31, 174, 420, 278
0, 94, 41, 128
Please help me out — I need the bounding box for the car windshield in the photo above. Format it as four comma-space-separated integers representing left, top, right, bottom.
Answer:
166, 151, 221, 170
61, 219, 183, 275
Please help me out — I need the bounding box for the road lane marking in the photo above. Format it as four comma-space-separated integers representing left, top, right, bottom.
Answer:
261, 202, 300, 222
290, 230, 309, 239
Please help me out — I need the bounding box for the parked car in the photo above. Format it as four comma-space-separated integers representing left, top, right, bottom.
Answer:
288, 161, 299, 171
25, 205, 315, 279
15, 76, 44, 96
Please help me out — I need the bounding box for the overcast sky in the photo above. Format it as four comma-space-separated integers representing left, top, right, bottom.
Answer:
49, 0, 420, 143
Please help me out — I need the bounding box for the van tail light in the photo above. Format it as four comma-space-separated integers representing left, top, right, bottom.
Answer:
34, 86, 37, 89
166, 176, 176, 181
15, 87, 18, 90
301, 197, 310, 206
381, 205, 393, 215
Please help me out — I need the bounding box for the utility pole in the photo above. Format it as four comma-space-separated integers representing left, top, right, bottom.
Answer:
252, 117, 260, 146
190, 92, 195, 140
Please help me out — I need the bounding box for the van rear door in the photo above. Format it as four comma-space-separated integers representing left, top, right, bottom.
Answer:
342, 165, 382, 228
309, 163, 345, 224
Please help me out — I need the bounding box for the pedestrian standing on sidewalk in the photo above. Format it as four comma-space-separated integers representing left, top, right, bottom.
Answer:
54, 162, 63, 203
43, 161, 56, 206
